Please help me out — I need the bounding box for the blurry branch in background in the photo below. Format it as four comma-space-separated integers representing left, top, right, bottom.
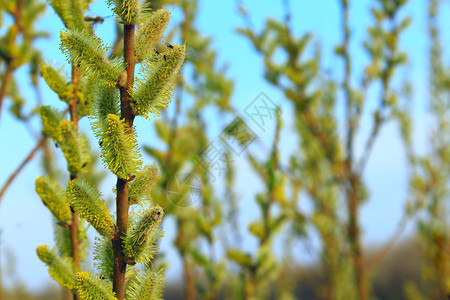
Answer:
0, 0, 54, 200
0, 0, 23, 120
0, 0, 50, 200
236, 0, 412, 298
0, 1, 48, 299
357, 0, 411, 175
403, 0, 449, 299
341, 1, 411, 298
236, 2, 350, 298
226, 111, 293, 299
0, 0, 49, 124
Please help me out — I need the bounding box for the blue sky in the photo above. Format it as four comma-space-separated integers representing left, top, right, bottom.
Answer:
0, 0, 446, 292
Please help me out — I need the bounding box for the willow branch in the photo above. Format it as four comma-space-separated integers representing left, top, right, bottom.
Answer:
113, 23, 136, 300
68, 65, 81, 300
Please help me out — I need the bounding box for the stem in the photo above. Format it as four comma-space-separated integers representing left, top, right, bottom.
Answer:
113, 24, 136, 300
183, 254, 195, 300
0, 61, 14, 122
345, 166, 367, 300
339, 1, 368, 298
69, 208, 80, 300
174, 219, 195, 300
341, 0, 353, 165
243, 270, 256, 300
113, 178, 128, 300
69, 65, 80, 300
0, 0, 23, 123
69, 66, 79, 131
261, 113, 280, 246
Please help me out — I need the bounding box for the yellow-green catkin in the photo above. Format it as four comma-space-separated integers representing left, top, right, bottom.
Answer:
40, 106, 63, 142
99, 114, 142, 180
128, 163, 160, 205
75, 271, 118, 300
36, 245, 76, 289
107, 0, 141, 25
93, 236, 114, 281
41, 63, 73, 104
131, 44, 185, 119
66, 178, 115, 238
60, 29, 125, 87
126, 270, 165, 300
59, 120, 84, 173
123, 206, 164, 262
135, 8, 171, 63
35, 176, 72, 224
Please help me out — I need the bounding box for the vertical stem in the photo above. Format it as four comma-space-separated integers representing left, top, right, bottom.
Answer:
68, 65, 80, 300
113, 23, 136, 300
69, 208, 80, 300
113, 179, 128, 300
0, 62, 14, 122
261, 113, 280, 246
178, 6, 196, 299
243, 270, 256, 300
346, 166, 367, 300
183, 254, 195, 300
341, 0, 353, 164
175, 219, 195, 300
120, 24, 136, 126
70, 66, 79, 131
340, 1, 367, 298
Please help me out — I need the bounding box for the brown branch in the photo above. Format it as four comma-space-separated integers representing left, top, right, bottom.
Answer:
339, 1, 368, 298
113, 23, 136, 300
0, 136, 47, 204
340, 0, 355, 165
345, 168, 368, 300
68, 65, 80, 300
358, 116, 383, 175
0, 62, 14, 122
70, 66, 79, 131
183, 253, 195, 300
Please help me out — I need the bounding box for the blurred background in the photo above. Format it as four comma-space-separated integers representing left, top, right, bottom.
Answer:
0, 0, 448, 299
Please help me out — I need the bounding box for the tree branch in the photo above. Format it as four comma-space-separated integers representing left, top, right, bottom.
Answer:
0, 136, 47, 204
69, 65, 81, 300
113, 23, 136, 300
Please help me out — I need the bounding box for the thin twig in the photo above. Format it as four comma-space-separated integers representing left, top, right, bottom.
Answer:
358, 119, 382, 175
0, 136, 47, 204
